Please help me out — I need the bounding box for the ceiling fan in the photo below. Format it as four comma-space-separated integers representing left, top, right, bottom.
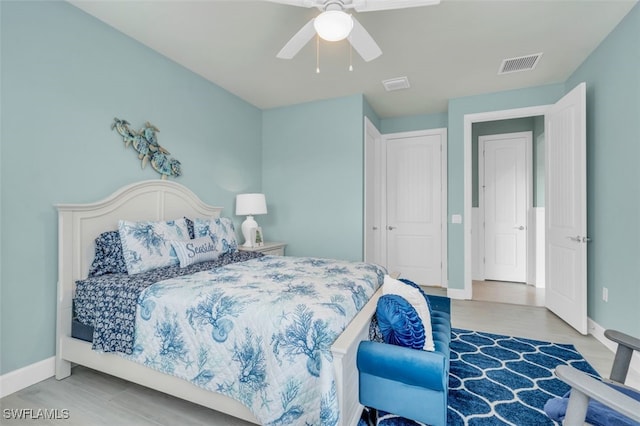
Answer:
264, 0, 441, 62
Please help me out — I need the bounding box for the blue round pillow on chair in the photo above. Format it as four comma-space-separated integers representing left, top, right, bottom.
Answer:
376, 294, 426, 350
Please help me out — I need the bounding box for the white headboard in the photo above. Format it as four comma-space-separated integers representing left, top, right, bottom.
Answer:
56, 180, 222, 311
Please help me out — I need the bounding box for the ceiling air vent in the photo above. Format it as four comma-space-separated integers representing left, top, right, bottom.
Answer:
498, 53, 543, 75
382, 76, 410, 92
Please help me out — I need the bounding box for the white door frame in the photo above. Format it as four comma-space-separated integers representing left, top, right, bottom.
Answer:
364, 117, 384, 265
460, 106, 550, 300
478, 131, 533, 283
378, 128, 448, 287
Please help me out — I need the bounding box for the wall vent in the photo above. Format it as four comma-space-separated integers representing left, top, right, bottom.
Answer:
382, 76, 410, 91
498, 53, 543, 74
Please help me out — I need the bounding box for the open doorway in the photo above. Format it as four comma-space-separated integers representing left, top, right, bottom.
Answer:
463, 84, 588, 333
465, 108, 548, 307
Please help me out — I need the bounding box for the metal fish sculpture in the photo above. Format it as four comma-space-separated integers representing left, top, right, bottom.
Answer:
112, 118, 182, 180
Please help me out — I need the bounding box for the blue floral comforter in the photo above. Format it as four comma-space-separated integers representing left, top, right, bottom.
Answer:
124, 256, 385, 425
74, 251, 263, 353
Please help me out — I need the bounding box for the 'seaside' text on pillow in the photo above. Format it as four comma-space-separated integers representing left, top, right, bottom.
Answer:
171, 236, 221, 268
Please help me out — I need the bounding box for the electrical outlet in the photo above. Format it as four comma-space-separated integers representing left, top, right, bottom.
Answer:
602, 287, 608, 302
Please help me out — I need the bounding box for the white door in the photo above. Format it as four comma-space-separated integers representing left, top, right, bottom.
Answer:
481, 132, 531, 283
545, 82, 587, 334
386, 131, 443, 285
364, 118, 384, 266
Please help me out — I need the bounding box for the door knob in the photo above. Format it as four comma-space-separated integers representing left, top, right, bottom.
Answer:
388, 226, 396, 230
513, 226, 525, 230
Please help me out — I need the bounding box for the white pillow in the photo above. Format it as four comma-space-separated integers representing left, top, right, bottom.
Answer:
171, 236, 221, 268
382, 275, 434, 351
118, 218, 190, 275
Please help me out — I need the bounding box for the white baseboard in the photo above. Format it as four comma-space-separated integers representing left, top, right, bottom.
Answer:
448, 287, 471, 300
0, 357, 55, 398
588, 318, 640, 389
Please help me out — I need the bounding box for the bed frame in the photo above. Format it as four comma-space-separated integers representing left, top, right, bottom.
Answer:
55, 179, 379, 426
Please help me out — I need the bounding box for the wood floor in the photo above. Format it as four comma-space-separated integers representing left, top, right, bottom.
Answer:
472, 280, 546, 307
1, 295, 635, 425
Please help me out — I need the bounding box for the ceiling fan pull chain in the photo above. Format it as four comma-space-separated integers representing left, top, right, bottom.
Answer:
316, 35, 320, 73
349, 42, 353, 71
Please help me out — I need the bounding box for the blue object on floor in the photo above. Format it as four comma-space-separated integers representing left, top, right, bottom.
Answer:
544, 383, 640, 426
544, 328, 640, 426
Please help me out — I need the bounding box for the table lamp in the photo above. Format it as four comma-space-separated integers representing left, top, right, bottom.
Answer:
235, 193, 267, 247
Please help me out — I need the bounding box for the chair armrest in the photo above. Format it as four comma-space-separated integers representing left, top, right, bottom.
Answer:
357, 340, 448, 391
555, 365, 640, 425
605, 329, 640, 384
605, 329, 640, 352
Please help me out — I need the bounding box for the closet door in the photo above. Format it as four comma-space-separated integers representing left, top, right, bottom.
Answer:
481, 132, 531, 283
386, 130, 445, 286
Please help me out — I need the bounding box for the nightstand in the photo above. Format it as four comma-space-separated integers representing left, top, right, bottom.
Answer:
238, 242, 287, 256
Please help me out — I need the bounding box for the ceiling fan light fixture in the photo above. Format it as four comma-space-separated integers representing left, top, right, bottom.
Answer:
313, 10, 353, 41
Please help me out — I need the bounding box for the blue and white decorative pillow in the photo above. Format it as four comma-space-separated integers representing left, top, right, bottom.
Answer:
118, 218, 190, 275
88, 230, 128, 277
184, 216, 195, 239
382, 275, 434, 351
376, 294, 426, 350
193, 217, 238, 255
171, 236, 221, 268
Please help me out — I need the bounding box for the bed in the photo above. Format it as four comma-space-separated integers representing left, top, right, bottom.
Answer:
55, 180, 384, 426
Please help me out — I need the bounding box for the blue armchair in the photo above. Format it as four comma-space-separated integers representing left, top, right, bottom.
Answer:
357, 294, 451, 426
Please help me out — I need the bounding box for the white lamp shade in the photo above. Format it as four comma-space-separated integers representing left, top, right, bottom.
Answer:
235, 193, 267, 216
314, 10, 353, 42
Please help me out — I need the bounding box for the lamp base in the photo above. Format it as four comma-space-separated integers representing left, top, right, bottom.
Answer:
241, 215, 258, 248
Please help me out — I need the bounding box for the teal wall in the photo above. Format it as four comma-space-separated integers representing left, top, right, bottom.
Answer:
380, 112, 448, 134
0, 1, 262, 374
363, 97, 381, 130
261, 95, 365, 261
533, 115, 545, 207
565, 3, 640, 338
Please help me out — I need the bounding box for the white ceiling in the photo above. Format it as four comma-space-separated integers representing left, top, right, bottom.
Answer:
68, 0, 637, 118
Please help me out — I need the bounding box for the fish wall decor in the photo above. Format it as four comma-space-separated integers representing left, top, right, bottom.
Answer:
112, 118, 182, 179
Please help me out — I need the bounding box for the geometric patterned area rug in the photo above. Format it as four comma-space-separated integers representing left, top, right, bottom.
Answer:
360, 328, 600, 426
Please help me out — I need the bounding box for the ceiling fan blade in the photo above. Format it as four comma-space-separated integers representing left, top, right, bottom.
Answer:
348, 17, 382, 62
276, 19, 316, 59
260, 0, 317, 8
352, 0, 440, 12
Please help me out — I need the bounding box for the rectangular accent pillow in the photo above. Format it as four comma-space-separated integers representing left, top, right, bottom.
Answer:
382, 275, 435, 351
193, 217, 238, 255
118, 218, 190, 275
171, 236, 220, 268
